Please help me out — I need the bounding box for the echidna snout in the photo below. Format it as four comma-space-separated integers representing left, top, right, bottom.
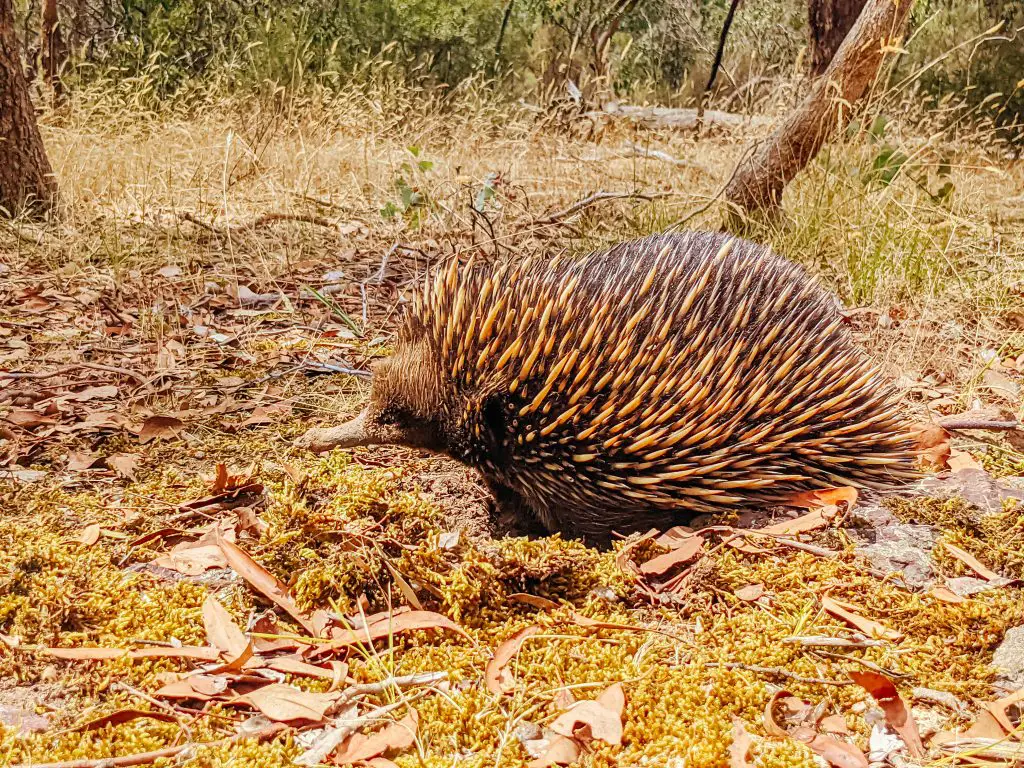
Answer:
302, 231, 920, 541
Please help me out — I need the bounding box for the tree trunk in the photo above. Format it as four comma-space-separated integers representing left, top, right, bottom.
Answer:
808, 0, 868, 75
0, 0, 57, 217
39, 0, 66, 98
723, 0, 912, 220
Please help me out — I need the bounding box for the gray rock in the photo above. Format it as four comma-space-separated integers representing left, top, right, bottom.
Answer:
992, 625, 1024, 689
919, 469, 1024, 515
946, 576, 1004, 596
857, 524, 939, 589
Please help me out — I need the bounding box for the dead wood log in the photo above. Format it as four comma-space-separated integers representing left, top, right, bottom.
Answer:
723, 0, 913, 221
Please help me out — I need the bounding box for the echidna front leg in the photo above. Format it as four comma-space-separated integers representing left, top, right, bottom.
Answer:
481, 476, 553, 537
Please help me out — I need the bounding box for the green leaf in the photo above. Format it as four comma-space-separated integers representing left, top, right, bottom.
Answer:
407, 145, 421, 157
417, 160, 434, 173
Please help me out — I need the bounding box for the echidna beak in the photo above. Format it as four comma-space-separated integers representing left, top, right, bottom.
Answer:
294, 409, 374, 453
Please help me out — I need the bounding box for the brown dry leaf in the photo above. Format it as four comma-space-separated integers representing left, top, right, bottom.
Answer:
549, 683, 625, 746
202, 595, 249, 658
138, 415, 185, 443
942, 542, 1005, 582
75, 709, 178, 731
508, 593, 560, 610
947, 449, 984, 472
6, 409, 57, 428
266, 657, 347, 682
486, 625, 541, 694
818, 714, 850, 735
78, 523, 102, 546
383, 561, 423, 610
929, 586, 966, 604
332, 710, 418, 764
154, 674, 231, 700
526, 734, 581, 768
654, 526, 696, 548
236, 683, 339, 723
62, 385, 119, 402
640, 535, 704, 576
987, 687, 1024, 734
912, 422, 951, 469
791, 726, 869, 768
729, 718, 753, 768
821, 596, 902, 641
217, 538, 322, 636
242, 402, 292, 427
67, 451, 102, 471
848, 670, 924, 757
106, 453, 139, 480
152, 540, 228, 576
734, 584, 765, 601
787, 486, 858, 510
325, 610, 470, 650
967, 708, 1010, 738
126, 646, 222, 661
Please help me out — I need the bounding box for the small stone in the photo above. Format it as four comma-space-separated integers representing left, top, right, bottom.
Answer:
945, 576, 996, 596
992, 626, 1024, 689
856, 524, 938, 589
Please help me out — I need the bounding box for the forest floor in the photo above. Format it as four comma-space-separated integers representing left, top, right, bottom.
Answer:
1, 90, 1024, 767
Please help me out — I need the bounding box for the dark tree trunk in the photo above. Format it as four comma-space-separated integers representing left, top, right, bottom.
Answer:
0, 0, 57, 216
808, 0, 868, 75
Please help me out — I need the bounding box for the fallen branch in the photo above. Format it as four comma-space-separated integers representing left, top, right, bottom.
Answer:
177, 211, 340, 236
0, 362, 148, 386
782, 635, 886, 649
620, 143, 717, 176
936, 416, 1020, 432
704, 662, 852, 686
335, 671, 448, 705
532, 190, 670, 226
9, 723, 288, 768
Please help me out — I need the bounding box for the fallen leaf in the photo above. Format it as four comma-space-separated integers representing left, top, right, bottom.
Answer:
61, 385, 119, 402
942, 542, 1005, 582
154, 674, 230, 700
791, 726, 870, 768
967, 708, 1010, 738
848, 670, 924, 757
486, 625, 542, 694
5, 409, 57, 428
508, 593, 560, 610
912, 423, 951, 469
526, 734, 581, 768
640, 535, 704, 576
332, 710, 418, 764
158, 265, 182, 278
549, 683, 624, 746
152, 540, 228, 576
763, 690, 800, 738
323, 610, 470, 651
106, 453, 139, 480
217, 538, 323, 636
819, 714, 851, 735
75, 709, 178, 731
654, 526, 696, 548
734, 584, 765, 601
947, 449, 984, 472
68, 451, 102, 471
126, 646, 222, 660
787, 486, 858, 510
266, 657, 347, 682
78, 523, 102, 546
202, 595, 249, 658
729, 718, 753, 768
929, 586, 966, 604
987, 687, 1024, 734
138, 415, 185, 443
821, 596, 902, 641
236, 684, 339, 723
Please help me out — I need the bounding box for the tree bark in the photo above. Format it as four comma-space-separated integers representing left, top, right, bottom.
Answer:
39, 0, 66, 98
723, 0, 912, 220
809, 0, 869, 75
0, 0, 57, 217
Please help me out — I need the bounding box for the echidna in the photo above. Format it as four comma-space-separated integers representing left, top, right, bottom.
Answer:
298, 231, 919, 541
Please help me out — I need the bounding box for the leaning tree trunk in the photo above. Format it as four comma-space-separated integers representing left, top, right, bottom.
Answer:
723, 0, 912, 220
0, 0, 57, 217
809, 0, 868, 75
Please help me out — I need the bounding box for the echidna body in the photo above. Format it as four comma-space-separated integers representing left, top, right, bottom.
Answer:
312, 232, 918, 540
